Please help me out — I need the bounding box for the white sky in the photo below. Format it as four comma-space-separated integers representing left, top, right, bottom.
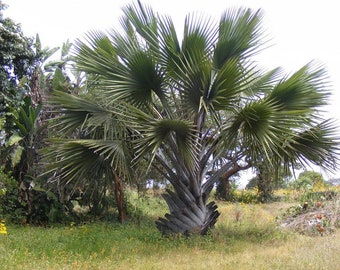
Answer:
4, 0, 340, 180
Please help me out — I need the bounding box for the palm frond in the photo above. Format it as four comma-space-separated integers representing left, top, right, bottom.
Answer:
267, 62, 330, 113
173, 54, 212, 115
223, 100, 286, 162
115, 49, 164, 106
43, 139, 132, 182
156, 13, 217, 115
208, 59, 261, 110
122, 0, 159, 51
119, 102, 199, 172
74, 30, 118, 77
244, 67, 284, 97
213, 8, 266, 69
49, 91, 125, 138
181, 12, 217, 61
283, 119, 340, 172
76, 28, 166, 110
157, 14, 181, 72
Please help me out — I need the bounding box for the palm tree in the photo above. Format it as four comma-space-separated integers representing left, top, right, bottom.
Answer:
47, 1, 339, 235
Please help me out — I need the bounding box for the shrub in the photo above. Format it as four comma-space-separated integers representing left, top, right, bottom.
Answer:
233, 189, 260, 204
0, 168, 26, 223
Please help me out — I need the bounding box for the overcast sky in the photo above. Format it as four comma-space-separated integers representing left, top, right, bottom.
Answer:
4, 0, 340, 179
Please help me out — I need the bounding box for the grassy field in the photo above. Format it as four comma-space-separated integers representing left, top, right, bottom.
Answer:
1, 197, 340, 270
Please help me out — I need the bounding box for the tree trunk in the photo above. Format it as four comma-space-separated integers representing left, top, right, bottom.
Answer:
156, 182, 220, 236
257, 171, 273, 202
215, 163, 242, 200
113, 173, 127, 222
215, 178, 232, 201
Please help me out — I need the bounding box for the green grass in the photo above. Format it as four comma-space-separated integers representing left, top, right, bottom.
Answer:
1, 197, 340, 269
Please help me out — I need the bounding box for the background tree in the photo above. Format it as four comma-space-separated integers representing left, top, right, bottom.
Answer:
45, 2, 339, 235
215, 173, 240, 201
0, 0, 36, 151
293, 171, 325, 190
0, 2, 65, 223
253, 162, 292, 202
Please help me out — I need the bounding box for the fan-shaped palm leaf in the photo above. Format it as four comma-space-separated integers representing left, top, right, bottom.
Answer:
44, 139, 131, 183
282, 119, 339, 171
213, 8, 266, 69
267, 62, 330, 114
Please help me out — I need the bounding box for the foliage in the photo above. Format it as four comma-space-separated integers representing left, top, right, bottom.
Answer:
0, 166, 71, 225
292, 171, 325, 190
0, 167, 26, 223
0, 3, 77, 225
1, 1, 39, 174
232, 189, 261, 204
0, 1, 36, 85
0, 1, 37, 148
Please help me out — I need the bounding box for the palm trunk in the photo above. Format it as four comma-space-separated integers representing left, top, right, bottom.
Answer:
156, 182, 220, 236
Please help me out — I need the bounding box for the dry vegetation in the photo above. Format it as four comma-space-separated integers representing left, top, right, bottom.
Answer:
279, 198, 340, 236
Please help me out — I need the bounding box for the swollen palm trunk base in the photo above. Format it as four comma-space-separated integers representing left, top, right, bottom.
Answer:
156, 189, 220, 236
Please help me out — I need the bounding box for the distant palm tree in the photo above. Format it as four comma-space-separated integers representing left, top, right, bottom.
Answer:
47, 1, 339, 235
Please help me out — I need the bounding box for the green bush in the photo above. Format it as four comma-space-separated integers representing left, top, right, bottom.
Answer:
233, 189, 260, 204
0, 168, 26, 223
291, 171, 325, 191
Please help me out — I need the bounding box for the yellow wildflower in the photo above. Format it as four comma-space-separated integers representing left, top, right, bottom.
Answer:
0, 220, 7, 235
